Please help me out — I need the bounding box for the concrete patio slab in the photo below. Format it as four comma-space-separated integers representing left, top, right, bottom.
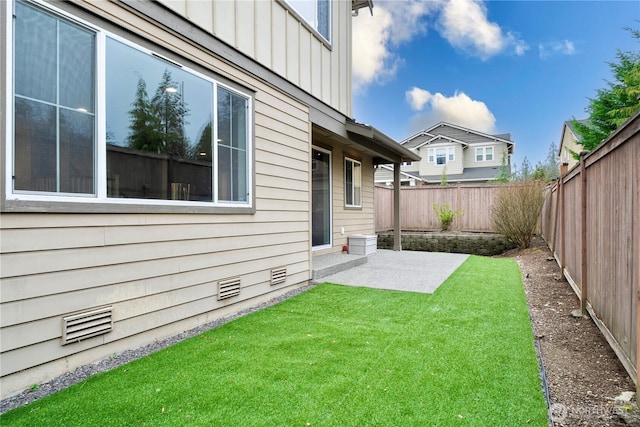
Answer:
315, 249, 469, 294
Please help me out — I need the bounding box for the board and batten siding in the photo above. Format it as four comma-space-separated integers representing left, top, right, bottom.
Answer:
158, 0, 352, 117
0, 0, 313, 397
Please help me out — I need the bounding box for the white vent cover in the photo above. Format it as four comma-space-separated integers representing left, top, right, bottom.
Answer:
218, 277, 241, 300
62, 306, 113, 345
271, 268, 287, 286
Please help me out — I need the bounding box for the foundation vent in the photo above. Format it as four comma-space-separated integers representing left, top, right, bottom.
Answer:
271, 268, 287, 286
218, 277, 241, 300
62, 306, 113, 345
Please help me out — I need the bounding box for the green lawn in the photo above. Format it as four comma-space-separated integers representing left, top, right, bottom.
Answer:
1, 256, 548, 426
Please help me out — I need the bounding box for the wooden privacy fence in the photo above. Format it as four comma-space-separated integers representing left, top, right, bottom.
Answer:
540, 112, 640, 386
375, 183, 504, 232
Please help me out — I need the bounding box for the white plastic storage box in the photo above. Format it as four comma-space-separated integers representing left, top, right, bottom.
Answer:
348, 234, 377, 255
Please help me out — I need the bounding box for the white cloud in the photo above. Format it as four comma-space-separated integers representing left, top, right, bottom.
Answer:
406, 87, 432, 111
352, 0, 529, 91
352, 7, 395, 92
437, 0, 527, 60
406, 89, 496, 134
539, 40, 576, 59
352, 2, 437, 92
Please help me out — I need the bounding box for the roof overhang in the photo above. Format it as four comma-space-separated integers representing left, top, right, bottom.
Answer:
345, 119, 421, 164
352, 0, 373, 15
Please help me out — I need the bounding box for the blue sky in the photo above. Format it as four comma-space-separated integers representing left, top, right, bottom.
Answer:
351, 0, 639, 168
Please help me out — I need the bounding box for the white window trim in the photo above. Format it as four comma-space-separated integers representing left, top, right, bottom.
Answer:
280, 0, 331, 46
427, 146, 455, 166
5, 0, 254, 210
475, 146, 494, 162
344, 157, 362, 208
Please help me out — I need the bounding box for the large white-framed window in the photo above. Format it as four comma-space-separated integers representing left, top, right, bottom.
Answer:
7, 0, 253, 209
475, 147, 494, 162
344, 157, 361, 208
282, 0, 331, 43
427, 147, 455, 165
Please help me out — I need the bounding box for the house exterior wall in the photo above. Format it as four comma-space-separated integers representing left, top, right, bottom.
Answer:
157, 0, 352, 118
1, 0, 315, 397
462, 142, 508, 169
560, 124, 581, 170
311, 140, 376, 256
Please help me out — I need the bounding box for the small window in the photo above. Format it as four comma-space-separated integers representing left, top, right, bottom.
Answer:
345, 158, 361, 207
284, 0, 331, 43
486, 147, 494, 161
475, 147, 494, 162
428, 147, 455, 166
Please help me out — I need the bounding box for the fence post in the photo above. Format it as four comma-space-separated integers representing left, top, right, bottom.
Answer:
456, 182, 462, 231
551, 181, 560, 255
559, 164, 568, 270
393, 163, 402, 251
580, 153, 588, 315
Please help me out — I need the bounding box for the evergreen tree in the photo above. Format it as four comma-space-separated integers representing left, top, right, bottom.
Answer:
127, 77, 163, 152
150, 69, 190, 157
531, 161, 548, 182
545, 141, 560, 180
573, 27, 640, 152
194, 121, 213, 161
520, 156, 532, 181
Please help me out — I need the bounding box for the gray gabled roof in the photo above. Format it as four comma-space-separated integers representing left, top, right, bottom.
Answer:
564, 119, 587, 140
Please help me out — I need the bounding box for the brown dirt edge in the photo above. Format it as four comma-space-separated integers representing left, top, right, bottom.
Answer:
503, 236, 638, 426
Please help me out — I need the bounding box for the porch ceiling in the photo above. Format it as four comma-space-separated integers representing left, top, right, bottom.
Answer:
312, 121, 420, 165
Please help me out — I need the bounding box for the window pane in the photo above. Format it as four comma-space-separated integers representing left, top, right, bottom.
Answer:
436, 148, 446, 165
448, 147, 454, 161
218, 145, 231, 201
231, 94, 246, 149
217, 87, 249, 202
60, 109, 94, 193
14, 98, 57, 192
59, 21, 95, 112
106, 37, 214, 201
14, 1, 57, 103
13, 2, 96, 195
353, 161, 361, 206
317, 0, 330, 40
486, 147, 493, 161
286, 0, 330, 42
345, 160, 353, 204
232, 149, 247, 201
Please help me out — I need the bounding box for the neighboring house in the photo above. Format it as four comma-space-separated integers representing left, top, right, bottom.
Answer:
374, 165, 424, 187
0, 0, 417, 397
558, 119, 586, 170
375, 122, 514, 184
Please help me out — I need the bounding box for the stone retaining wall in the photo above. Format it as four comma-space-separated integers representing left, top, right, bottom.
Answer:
377, 232, 516, 256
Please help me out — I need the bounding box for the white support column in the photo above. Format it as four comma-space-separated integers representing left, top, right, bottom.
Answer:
393, 162, 402, 251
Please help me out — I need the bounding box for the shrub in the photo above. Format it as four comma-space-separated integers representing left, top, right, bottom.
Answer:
491, 181, 546, 249
433, 202, 462, 231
